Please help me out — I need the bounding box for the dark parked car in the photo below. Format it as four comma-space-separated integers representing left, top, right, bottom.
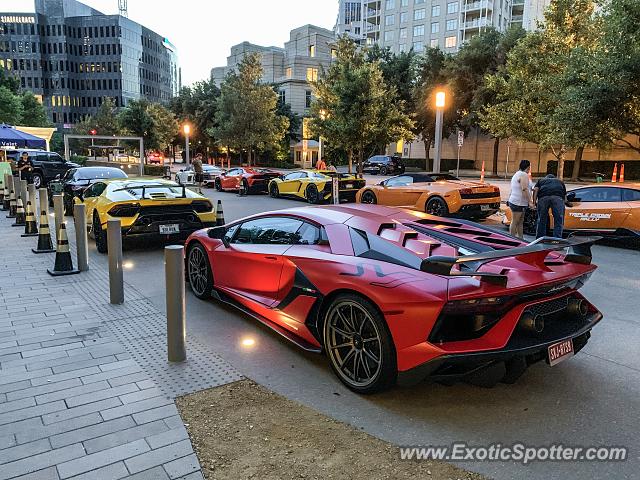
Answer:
362, 155, 405, 175
48, 167, 128, 215
5, 149, 80, 188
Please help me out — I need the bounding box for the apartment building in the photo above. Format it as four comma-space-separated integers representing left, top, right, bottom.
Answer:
0, 0, 180, 128
337, 0, 551, 53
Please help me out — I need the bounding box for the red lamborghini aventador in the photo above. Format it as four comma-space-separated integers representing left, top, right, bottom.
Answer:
185, 204, 602, 393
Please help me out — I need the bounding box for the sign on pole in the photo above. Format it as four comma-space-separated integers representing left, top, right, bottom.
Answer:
457, 130, 464, 147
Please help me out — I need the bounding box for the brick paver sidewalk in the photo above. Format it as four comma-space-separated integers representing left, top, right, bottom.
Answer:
0, 203, 241, 479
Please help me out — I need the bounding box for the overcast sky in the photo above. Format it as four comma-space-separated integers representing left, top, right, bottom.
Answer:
8, 0, 339, 85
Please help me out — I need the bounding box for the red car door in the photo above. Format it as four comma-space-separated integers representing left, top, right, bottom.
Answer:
211, 216, 305, 307
221, 168, 243, 190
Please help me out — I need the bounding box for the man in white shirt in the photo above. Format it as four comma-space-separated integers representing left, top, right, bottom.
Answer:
507, 159, 533, 238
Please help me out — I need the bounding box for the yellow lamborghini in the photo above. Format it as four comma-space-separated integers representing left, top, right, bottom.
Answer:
75, 178, 216, 253
268, 170, 365, 204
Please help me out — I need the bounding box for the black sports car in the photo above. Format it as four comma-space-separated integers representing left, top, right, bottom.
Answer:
48, 166, 128, 215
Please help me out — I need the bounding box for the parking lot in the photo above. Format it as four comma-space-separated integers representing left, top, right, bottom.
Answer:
108, 179, 640, 480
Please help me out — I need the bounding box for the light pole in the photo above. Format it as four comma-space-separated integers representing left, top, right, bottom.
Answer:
183, 124, 190, 166
433, 90, 446, 173
318, 109, 327, 168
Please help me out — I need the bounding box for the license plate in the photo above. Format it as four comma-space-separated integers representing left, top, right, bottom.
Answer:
480, 204, 492, 211
345, 183, 353, 189
159, 224, 180, 234
548, 339, 574, 366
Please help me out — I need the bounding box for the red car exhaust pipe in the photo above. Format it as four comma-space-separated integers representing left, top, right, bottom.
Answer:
567, 298, 588, 317
519, 311, 544, 333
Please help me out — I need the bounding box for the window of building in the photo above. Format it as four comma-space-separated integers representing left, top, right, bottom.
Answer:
309, 44, 316, 57
399, 28, 407, 39
414, 8, 426, 20
385, 0, 395, 8
331, 48, 337, 59
278, 90, 286, 104
384, 30, 394, 42
447, 2, 459, 14
432, 5, 441, 16
401, 0, 408, 5
306, 67, 318, 82
445, 36, 457, 48
413, 25, 425, 37
400, 12, 408, 23
305, 90, 312, 108
286, 67, 292, 78
446, 19, 457, 30
412, 41, 424, 52
399, 43, 406, 52
385, 14, 394, 26
431, 22, 440, 33
415, 0, 425, 4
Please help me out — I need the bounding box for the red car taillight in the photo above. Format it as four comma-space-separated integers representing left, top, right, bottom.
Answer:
459, 188, 473, 195
191, 200, 213, 213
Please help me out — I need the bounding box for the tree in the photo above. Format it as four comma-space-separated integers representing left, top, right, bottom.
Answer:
446, 27, 525, 174
0, 70, 19, 95
0, 86, 23, 125
213, 53, 289, 165
118, 99, 157, 151
309, 36, 414, 173
19, 92, 50, 127
412, 48, 457, 171
170, 79, 221, 153
147, 102, 178, 152
481, 0, 602, 179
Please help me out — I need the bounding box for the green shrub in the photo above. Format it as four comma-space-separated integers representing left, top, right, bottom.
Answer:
144, 165, 165, 176
70, 155, 88, 166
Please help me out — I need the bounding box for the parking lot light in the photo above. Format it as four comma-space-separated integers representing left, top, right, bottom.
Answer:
434, 90, 446, 173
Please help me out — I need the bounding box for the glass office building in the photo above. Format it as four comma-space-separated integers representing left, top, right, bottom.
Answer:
0, 0, 180, 128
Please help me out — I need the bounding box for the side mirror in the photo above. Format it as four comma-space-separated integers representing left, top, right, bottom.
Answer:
208, 226, 229, 246
566, 192, 577, 201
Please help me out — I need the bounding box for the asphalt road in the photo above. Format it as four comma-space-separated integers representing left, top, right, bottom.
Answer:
94, 181, 639, 480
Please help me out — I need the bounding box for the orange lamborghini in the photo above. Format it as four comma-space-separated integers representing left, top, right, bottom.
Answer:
501, 183, 640, 238
356, 173, 501, 219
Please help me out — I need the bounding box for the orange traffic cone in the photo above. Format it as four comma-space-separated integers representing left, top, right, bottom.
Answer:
611, 163, 618, 183
21, 201, 38, 237
480, 160, 485, 183
47, 224, 79, 276
12, 198, 25, 227
619, 164, 624, 183
33, 210, 55, 253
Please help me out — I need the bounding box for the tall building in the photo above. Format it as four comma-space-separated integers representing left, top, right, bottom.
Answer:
0, 0, 180, 128
211, 25, 335, 166
337, 0, 551, 54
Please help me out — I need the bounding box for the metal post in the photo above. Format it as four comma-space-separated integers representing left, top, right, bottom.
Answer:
456, 145, 461, 178
185, 133, 190, 167
139, 138, 144, 177
53, 194, 64, 241
332, 176, 340, 205
20, 180, 28, 207
107, 219, 124, 305
38, 188, 48, 217
27, 184, 36, 208
434, 108, 444, 173
165, 245, 186, 362
74, 203, 89, 272
318, 136, 323, 165
64, 134, 70, 161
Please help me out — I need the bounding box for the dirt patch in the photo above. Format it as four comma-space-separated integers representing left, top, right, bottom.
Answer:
176, 379, 486, 480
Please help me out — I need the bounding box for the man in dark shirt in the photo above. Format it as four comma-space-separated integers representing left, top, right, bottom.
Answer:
533, 174, 567, 238
16, 152, 33, 184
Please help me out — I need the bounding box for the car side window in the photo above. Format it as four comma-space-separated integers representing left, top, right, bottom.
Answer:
37, 153, 48, 162
284, 172, 303, 181
84, 182, 106, 198
386, 175, 413, 187
49, 153, 64, 162
622, 189, 640, 202
232, 217, 304, 245
64, 169, 76, 181
573, 187, 621, 202
295, 222, 321, 245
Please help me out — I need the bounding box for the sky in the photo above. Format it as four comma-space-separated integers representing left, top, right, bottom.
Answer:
7, 0, 339, 86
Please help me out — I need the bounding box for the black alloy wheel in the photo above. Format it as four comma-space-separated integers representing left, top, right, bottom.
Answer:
215, 179, 222, 192
32, 173, 43, 189
269, 182, 280, 198
379, 165, 388, 176
426, 196, 449, 217
187, 243, 213, 299
92, 212, 107, 254
306, 184, 321, 204
360, 190, 377, 205
323, 294, 397, 394
239, 179, 249, 196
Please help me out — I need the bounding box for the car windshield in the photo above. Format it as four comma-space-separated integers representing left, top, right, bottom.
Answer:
77, 168, 127, 180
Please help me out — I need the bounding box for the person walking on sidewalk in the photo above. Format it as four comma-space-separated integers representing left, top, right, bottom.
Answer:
533, 174, 567, 239
192, 153, 204, 193
508, 159, 533, 239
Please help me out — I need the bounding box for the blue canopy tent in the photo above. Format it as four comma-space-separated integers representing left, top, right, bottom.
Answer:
0, 124, 47, 149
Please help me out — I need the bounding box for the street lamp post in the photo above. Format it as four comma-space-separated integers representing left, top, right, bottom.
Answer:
318, 109, 327, 168
183, 124, 191, 166
433, 91, 446, 173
